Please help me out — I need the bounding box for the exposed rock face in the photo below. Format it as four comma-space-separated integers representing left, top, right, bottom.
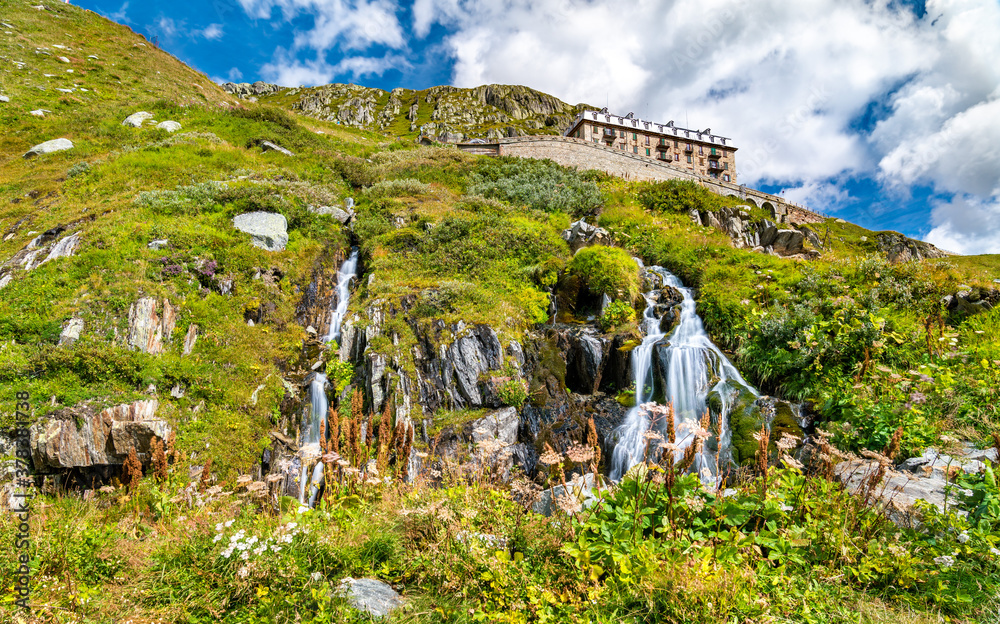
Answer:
560, 328, 606, 394
875, 232, 950, 263
337, 578, 404, 618
689, 206, 818, 258
23, 137, 73, 158
471, 407, 519, 446
122, 111, 153, 127
127, 298, 176, 354
561, 219, 611, 253
221, 81, 282, 100
30, 400, 169, 470
182, 323, 199, 355
232, 212, 289, 251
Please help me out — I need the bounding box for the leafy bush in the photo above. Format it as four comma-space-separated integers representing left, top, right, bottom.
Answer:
568, 245, 640, 301
599, 300, 635, 331
467, 156, 603, 215
637, 179, 734, 214
363, 178, 431, 198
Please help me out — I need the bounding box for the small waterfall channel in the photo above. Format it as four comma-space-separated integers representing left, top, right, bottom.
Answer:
298, 248, 359, 505
609, 266, 758, 482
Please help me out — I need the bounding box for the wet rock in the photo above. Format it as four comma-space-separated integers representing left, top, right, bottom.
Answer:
0, 95, 9, 103
24, 138, 73, 158
122, 111, 153, 127
30, 400, 168, 470
232, 212, 288, 251
337, 578, 404, 618
563, 328, 606, 395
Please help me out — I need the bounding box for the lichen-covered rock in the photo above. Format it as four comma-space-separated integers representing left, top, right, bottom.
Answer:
337, 578, 404, 617
156, 120, 182, 132
232, 212, 288, 251
127, 297, 176, 354
221, 81, 282, 99
561, 219, 611, 252
122, 111, 153, 127
875, 232, 950, 263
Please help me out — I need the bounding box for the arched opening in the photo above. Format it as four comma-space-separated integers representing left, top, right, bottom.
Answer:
761, 201, 776, 219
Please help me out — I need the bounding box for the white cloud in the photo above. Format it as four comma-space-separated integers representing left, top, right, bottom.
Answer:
200, 23, 224, 40
236, 0, 404, 51
407, 0, 1000, 254
925, 194, 1000, 254
228, 67, 244, 81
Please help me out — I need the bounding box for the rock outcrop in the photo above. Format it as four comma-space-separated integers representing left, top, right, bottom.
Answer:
689, 206, 819, 258
30, 400, 169, 470
561, 219, 611, 253
232, 212, 289, 251
221, 81, 282, 100
942, 287, 999, 315
127, 297, 176, 354
875, 232, 951, 263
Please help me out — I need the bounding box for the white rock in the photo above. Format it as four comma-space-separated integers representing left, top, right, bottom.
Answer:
58, 318, 84, 346
24, 138, 74, 158
148, 239, 169, 250
232, 212, 288, 252
156, 120, 181, 132
0, 95, 8, 103
337, 578, 404, 618
56, 88, 73, 93
261, 140, 294, 156
57, 56, 69, 63
122, 111, 153, 127
88, 55, 98, 59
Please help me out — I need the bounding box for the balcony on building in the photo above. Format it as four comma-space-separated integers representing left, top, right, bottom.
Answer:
708, 148, 722, 159
684, 144, 694, 152
602, 128, 616, 138
708, 161, 722, 170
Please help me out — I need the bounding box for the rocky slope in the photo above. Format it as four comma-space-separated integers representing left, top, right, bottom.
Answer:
223, 81, 591, 141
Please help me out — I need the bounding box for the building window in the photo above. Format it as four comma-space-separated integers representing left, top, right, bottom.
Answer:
723, 174, 731, 182
699, 145, 704, 154
674, 154, 679, 161
687, 155, 692, 163
619, 130, 625, 138
673, 140, 678, 147
632, 133, 637, 140
724, 163, 729, 169
699, 158, 704, 166
645, 148, 650, 156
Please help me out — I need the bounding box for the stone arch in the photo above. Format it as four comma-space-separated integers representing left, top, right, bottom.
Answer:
761, 201, 777, 219
742, 197, 759, 208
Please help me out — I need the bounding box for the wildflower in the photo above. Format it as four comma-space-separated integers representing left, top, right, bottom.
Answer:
416, 451, 429, 459
691, 427, 711, 440
782, 455, 804, 470
215, 522, 223, 532
957, 532, 970, 544
237, 566, 249, 578
99, 485, 115, 493
225, 520, 234, 528
990, 547, 1000, 557
908, 392, 927, 405
699, 467, 713, 482
565, 443, 595, 464
213, 534, 222, 543
776, 433, 800, 452
321, 452, 340, 463
266, 473, 284, 483
658, 442, 679, 453
538, 444, 562, 466
235, 475, 253, 488
555, 492, 582, 515
683, 495, 705, 513
933, 555, 955, 568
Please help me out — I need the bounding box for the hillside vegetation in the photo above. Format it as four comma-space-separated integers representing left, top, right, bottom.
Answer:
2, 2, 1000, 623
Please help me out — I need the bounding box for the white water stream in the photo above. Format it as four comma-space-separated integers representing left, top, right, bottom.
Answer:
609, 266, 758, 481
322, 247, 359, 344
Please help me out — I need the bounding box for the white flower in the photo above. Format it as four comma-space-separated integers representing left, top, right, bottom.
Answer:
215, 523, 223, 532
286, 522, 297, 529
248, 536, 258, 545
933, 555, 955, 568
271, 545, 282, 552
224, 520, 234, 528
240, 551, 249, 560
958, 532, 970, 544
990, 547, 1000, 557
213, 534, 222, 543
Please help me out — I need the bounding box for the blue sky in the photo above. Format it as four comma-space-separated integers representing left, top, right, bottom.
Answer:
73, 0, 1000, 255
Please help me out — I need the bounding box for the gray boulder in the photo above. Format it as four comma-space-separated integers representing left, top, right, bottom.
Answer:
564, 329, 605, 394
24, 138, 73, 158
470, 407, 519, 446
0, 95, 9, 103
561, 219, 611, 252
261, 140, 294, 157
122, 111, 153, 127
770, 230, 805, 255
337, 578, 404, 618
156, 120, 182, 132
232, 211, 288, 251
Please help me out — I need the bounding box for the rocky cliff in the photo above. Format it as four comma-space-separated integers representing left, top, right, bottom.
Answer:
222, 81, 591, 141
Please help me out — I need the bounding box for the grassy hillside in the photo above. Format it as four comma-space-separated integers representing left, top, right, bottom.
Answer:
2, 1, 1000, 622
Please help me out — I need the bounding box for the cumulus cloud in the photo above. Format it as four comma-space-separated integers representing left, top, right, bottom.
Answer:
925, 194, 1000, 255
236, 0, 404, 50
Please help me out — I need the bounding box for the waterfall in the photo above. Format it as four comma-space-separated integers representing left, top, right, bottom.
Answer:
299, 373, 328, 503
322, 247, 359, 344
609, 266, 758, 482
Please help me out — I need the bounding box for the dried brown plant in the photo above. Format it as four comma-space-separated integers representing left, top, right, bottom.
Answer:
754, 425, 770, 497
884, 426, 904, 462
198, 457, 213, 493
586, 416, 601, 466
665, 403, 676, 444
328, 406, 341, 453
349, 418, 361, 467
400, 423, 414, 481
151, 438, 168, 483
123, 447, 143, 492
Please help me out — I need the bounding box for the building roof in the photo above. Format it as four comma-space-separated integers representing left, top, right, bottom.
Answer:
566, 108, 736, 148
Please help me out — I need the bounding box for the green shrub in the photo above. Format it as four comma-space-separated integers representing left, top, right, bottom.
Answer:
568, 245, 640, 300
637, 179, 733, 214
227, 105, 298, 130
467, 156, 603, 215
599, 300, 635, 331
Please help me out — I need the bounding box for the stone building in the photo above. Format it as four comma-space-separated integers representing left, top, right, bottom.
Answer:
564, 108, 737, 183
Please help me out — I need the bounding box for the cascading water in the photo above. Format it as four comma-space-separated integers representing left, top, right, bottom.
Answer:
299, 373, 328, 503
322, 247, 359, 344
609, 266, 758, 482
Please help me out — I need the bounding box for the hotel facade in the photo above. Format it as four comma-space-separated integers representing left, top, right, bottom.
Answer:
564, 108, 737, 183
